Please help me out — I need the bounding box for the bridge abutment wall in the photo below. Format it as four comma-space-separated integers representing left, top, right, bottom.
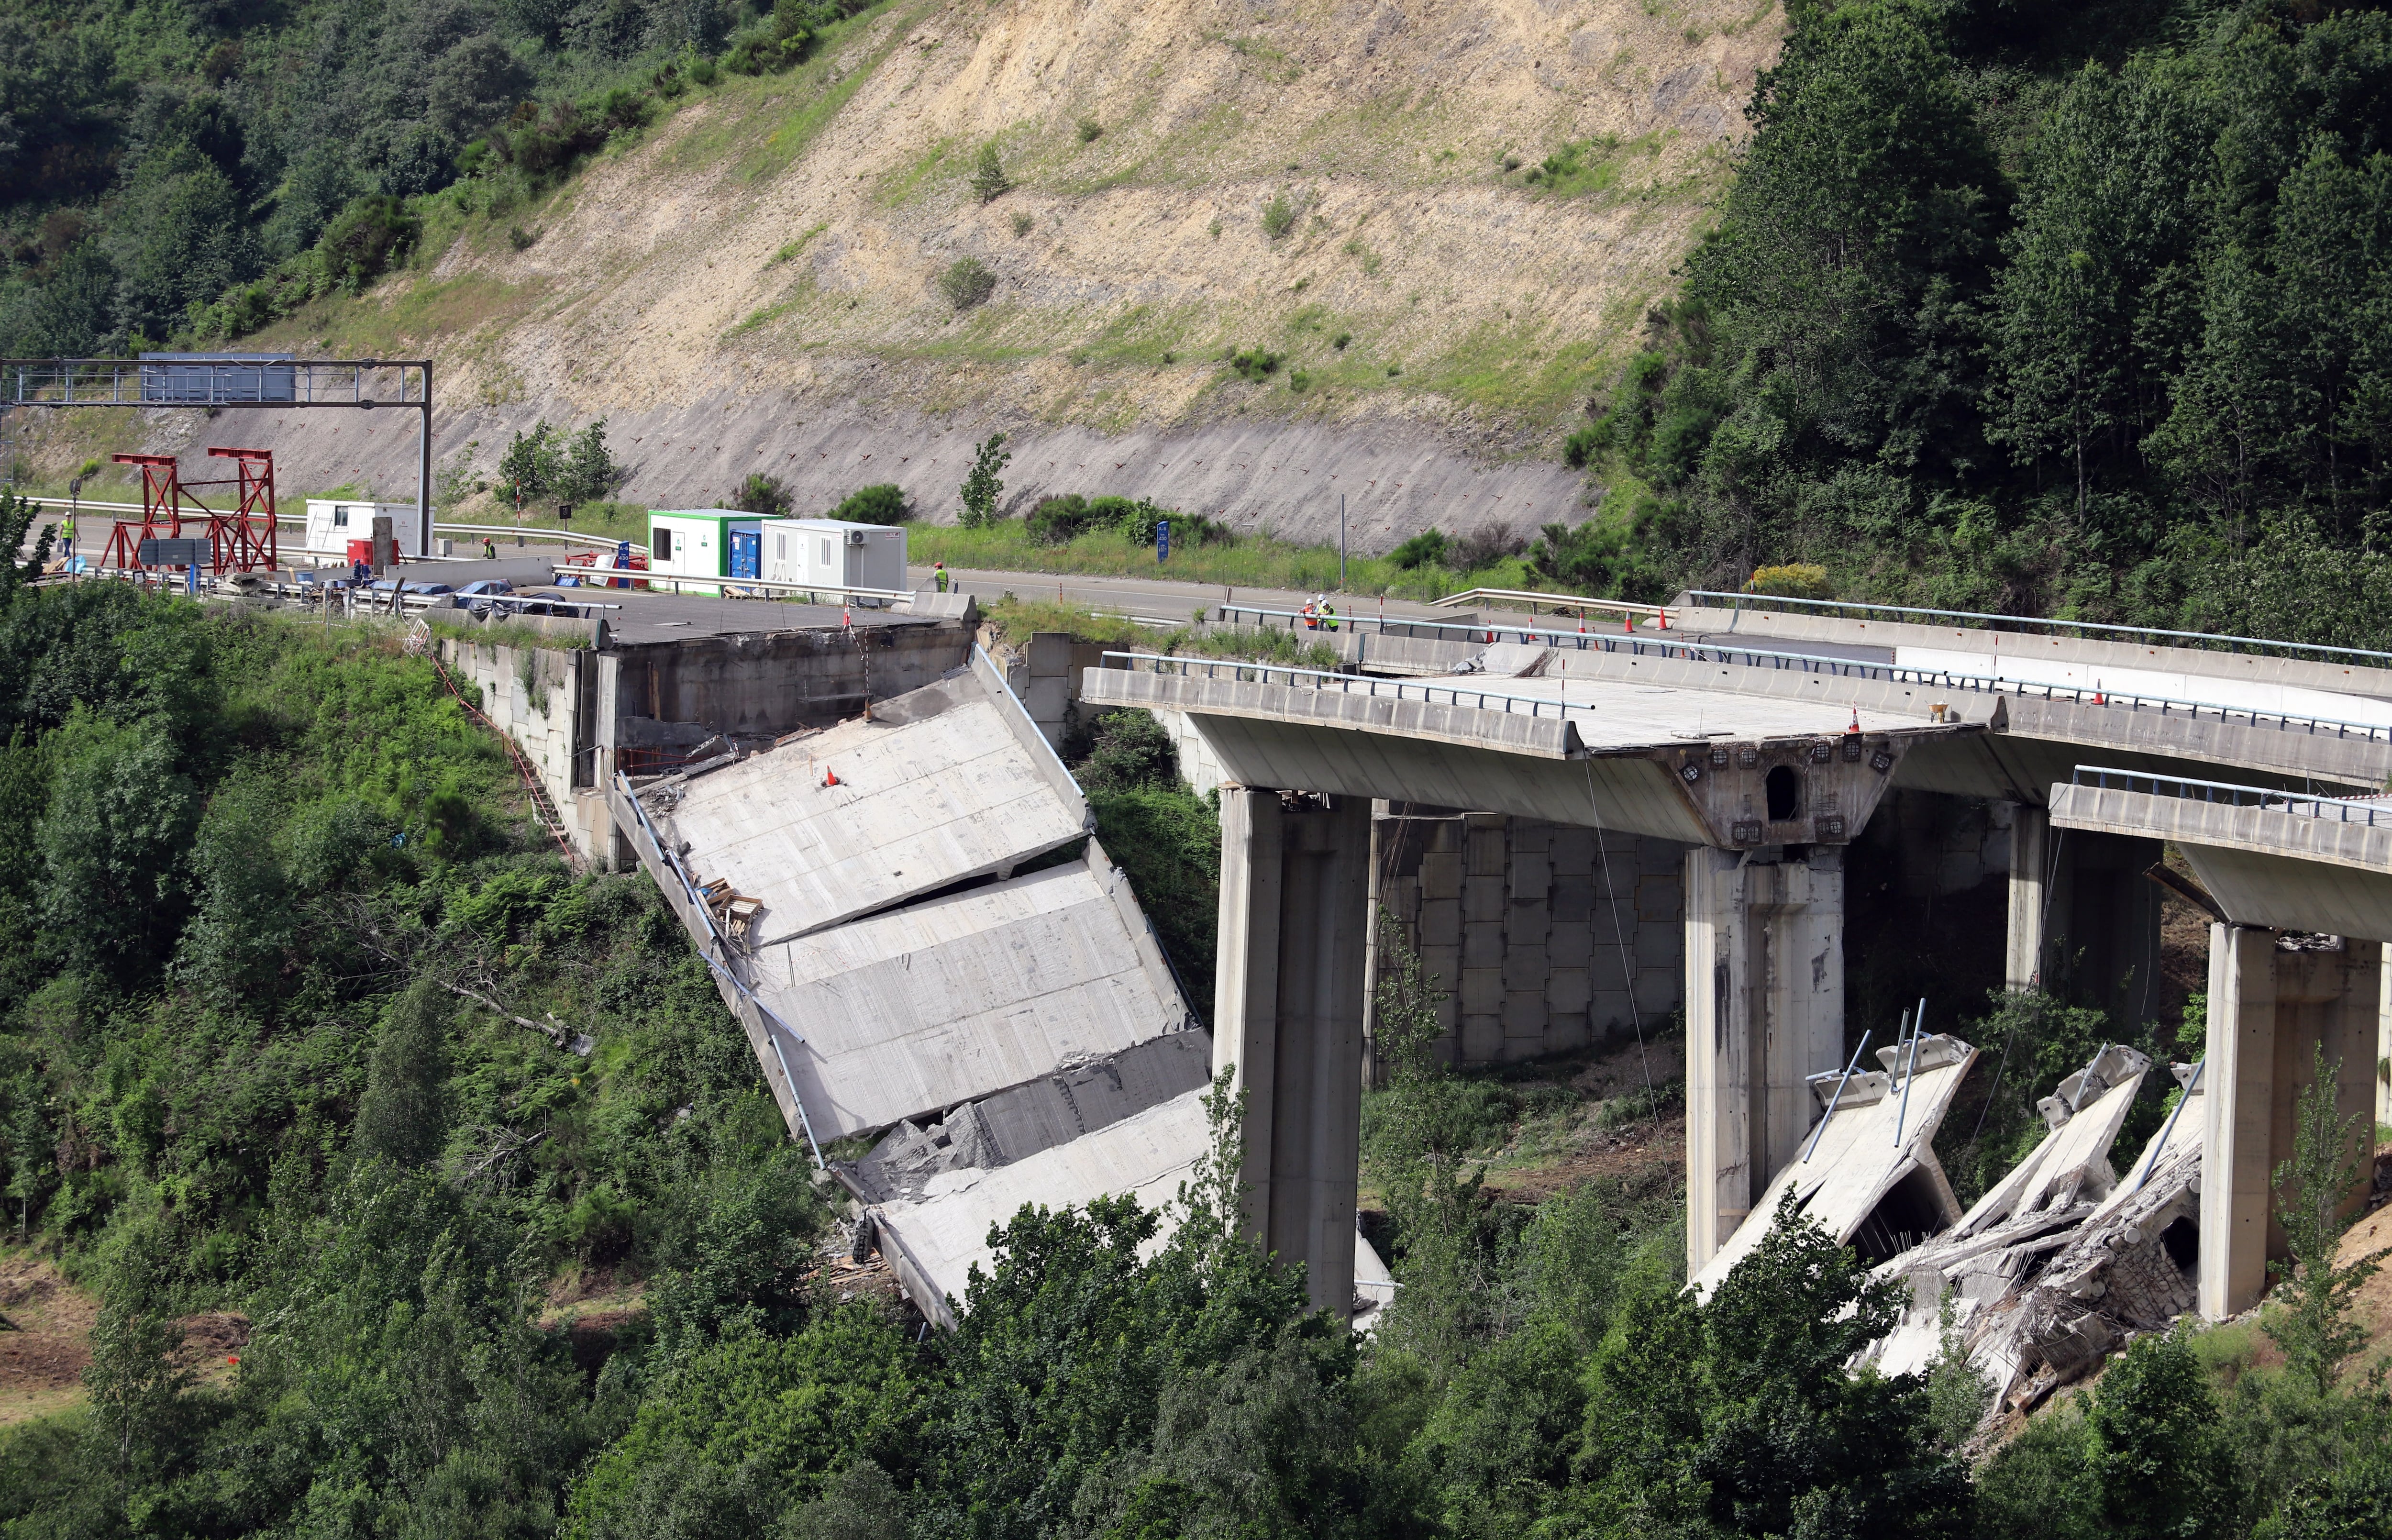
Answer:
1365, 808, 1686, 1074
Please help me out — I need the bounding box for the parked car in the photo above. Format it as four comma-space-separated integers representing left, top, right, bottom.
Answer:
456, 578, 515, 616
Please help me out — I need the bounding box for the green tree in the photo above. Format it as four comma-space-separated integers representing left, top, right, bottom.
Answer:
2083, 1330, 2228, 1540
970, 141, 1011, 201
1570, 1190, 1973, 1539
499, 420, 564, 504
829, 484, 906, 525
959, 433, 1009, 528
37, 711, 203, 979
2264, 1046, 2385, 1397
562, 418, 625, 503
735, 472, 794, 517
1685, 0, 2004, 481
355, 981, 452, 1168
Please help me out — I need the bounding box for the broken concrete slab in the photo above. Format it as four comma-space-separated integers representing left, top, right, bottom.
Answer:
754, 853, 1194, 1140
1690, 1034, 1978, 1299
635, 662, 1089, 946
872, 1086, 1215, 1330
839, 1031, 1216, 1203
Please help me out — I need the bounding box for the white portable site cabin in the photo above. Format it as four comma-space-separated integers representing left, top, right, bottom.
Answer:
647, 509, 783, 596
302, 499, 421, 562
763, 520, 908, 601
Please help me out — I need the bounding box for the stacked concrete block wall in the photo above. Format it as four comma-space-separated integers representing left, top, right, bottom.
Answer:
1371, 809, 1685, 1067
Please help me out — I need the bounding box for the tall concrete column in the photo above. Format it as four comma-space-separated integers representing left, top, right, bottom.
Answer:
1684, 847, 1846, 1271
1214, 788, 1370, 1319
2005, 808, 2164, 1026
2380, 948, 2392, 1135
2199, 927, 2383, 1319
2005, 805, 2051, 991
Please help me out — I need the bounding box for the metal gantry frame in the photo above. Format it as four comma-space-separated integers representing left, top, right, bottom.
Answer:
2, 357, 433, 559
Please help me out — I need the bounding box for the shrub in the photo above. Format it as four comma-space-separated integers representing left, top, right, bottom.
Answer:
1746, 563, 1831, 600
508, 224, 538, 250
939, 256, 996, 310
318, 195, 420, 291
1451, 522, 1525, 570
831, 484, 907, 525
971, 141, 1011, 201
732, 473, 792, 517
1027, 493, 1091, 545
1229, 348, 1281, 382
1561, 423, 1607, 468
1011, 211, 1033, 236
1260, 193, 1296, 239
1077, 118, 1102, 142
1389, 529, 1451, 570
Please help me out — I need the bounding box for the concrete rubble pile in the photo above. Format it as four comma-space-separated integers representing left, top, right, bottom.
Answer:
617, 654, 1214, 1327
1700, 1026, 2210, 1420
1858, 1047, 2206, 1416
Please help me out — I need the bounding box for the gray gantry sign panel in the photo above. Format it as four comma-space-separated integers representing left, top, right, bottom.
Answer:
137, 353, 298, 404
1, 356, 425, 409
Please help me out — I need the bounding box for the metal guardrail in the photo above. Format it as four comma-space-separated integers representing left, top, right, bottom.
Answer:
1106, 651, 1591, 721
1217, 603, 1657, 643
1688, 590, 2392, 669
2070, 765, 2392, 828
1432, 586, 1672, 623
1209, 608, 2392, 742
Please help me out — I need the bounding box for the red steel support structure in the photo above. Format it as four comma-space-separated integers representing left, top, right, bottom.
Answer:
99, 454, 189, 574
97, 448, 280, 575
201, 446, 277, 570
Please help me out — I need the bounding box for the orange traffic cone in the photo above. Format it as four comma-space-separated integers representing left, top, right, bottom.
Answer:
823, 769, 841, 787
1847, 708, 1860, 736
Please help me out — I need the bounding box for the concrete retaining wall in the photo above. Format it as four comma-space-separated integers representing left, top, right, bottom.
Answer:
1372, 809, 1686, 1067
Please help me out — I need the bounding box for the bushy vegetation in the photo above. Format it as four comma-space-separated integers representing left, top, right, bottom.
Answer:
498, 418, 627, 509
1061, 709, 1220, 1015
0, 571, 827, 1532
936, 256, 995, 311
1024, 493, 1231, 549
830, 484, 908, 525
0, 0, 881, 355
1559, 0, 2392, 644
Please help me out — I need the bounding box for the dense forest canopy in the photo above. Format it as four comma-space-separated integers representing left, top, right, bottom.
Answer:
1533, 0, 2392, 641
0, 0, 856, 354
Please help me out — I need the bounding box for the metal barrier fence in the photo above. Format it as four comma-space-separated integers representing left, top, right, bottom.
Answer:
1686, 590, 2392, 670
1206, 608, 2392, 743
2070, 765, 2392, 827
1105, 651, 1589, 720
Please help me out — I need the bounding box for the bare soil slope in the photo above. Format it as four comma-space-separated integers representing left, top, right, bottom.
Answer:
74, 0, 1782, 546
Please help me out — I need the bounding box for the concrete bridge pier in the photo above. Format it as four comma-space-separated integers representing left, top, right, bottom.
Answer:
1214, 787, 1371, 1319
2005, 806, 2165, 1024
1684, 846, 1847, 1270
2199, 927, 2383, 1318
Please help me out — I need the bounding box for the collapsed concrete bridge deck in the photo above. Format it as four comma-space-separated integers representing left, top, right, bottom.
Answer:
443, 580, 2391, 1341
